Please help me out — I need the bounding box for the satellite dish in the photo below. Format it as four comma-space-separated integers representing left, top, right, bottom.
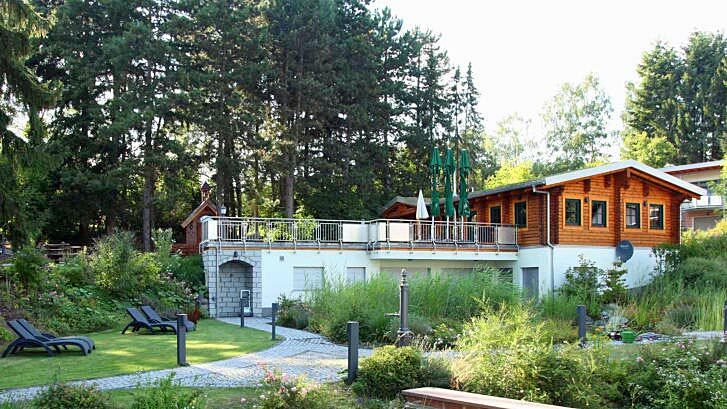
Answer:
615, 240, 634, 262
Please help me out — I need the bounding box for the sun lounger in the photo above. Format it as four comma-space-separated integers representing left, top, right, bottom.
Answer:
121, 307, 177, 334
141, 305, 195, 332
17, 318, 95, 351
2, 320, 90, 357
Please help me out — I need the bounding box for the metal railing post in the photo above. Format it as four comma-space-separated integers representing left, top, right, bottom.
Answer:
176, 314, 189, 366
346, 321, 359, 385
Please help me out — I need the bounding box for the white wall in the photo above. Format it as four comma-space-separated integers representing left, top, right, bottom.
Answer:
515, 245, 657, 296
258, 250, 516, 307
259, 249, 377, 307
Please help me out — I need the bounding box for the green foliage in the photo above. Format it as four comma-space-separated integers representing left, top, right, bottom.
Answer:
276, 295, 310, 330
308, 274, 397, 344
170, 255, 205, 288
91, 232, 161, 299
558, 256, 602, 317
130, 375, 205, 409
622, 340, 727, 408
0, 322, 12, 343
624, 32, 727, 164
456, 304, 556, 351
0, 0, 57, 247
308, 267, 520, 344
0, 231, 195, 336
452, 305, 612, 407
484, 160, 536, 189
621, 131, 678, 167
7, 248, 47, 290
34, 286, 121, 334
34, 383, 111, 409
542, 73, 613, 168
54, 255, 94, 287
352, 346, 423, 400
601, 261, 628, 305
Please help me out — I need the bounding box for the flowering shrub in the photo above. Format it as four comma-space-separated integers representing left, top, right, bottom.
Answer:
252, 369, 326, 409
624, 339, 727, 408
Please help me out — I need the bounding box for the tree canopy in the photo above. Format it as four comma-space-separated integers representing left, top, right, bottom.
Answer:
624, 32, 727, 164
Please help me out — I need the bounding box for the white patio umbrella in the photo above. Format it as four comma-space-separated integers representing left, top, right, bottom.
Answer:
415, 189, 429, 241
416, 189, 429, 219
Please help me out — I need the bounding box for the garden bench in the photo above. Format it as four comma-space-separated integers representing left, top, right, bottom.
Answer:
401, 387, 573, 409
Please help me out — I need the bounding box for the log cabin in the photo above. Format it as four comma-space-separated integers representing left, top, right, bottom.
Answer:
185, 160, 703, 317
381, 160, 704, 297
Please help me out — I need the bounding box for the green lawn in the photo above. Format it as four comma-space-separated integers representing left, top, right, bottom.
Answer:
0, 319, 276, 390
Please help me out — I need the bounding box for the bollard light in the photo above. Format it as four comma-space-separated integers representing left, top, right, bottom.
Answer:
346, 321, 359, 385
271, 302, 279, 341
577, 305, 587, 348
176, 314, 189, 366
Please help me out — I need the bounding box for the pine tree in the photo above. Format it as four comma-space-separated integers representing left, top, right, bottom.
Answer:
0, 0, 56, 246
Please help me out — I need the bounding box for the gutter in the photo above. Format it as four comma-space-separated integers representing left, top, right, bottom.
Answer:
531, 186, 555, 294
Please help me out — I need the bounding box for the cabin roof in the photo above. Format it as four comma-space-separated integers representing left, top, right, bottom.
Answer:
469, 160, 706, 199
181, 199, 218, 228
380, 160, 706, 216
659, 160, 723, 174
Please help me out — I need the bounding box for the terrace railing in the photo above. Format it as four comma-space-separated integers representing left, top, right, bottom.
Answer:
683, 194, 723, 209
201, 216, 517, 250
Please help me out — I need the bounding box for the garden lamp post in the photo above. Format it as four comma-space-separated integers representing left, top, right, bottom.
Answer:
384, 268, 413, 347
396, 269, 413, 347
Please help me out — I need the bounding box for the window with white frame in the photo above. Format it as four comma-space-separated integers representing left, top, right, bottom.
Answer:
346, 267, 366, 284
293, 267, 324, 291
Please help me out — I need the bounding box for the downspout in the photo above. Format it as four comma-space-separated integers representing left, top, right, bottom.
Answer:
532, 186, 555, 295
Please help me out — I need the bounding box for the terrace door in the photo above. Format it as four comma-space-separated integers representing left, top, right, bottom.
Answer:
521, 267, 539, 299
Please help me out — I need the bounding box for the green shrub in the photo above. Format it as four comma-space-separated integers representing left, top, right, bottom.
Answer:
91, 232, 161, 299
539, 293, 580, 321
171, 255, 205, 287
277, 295, 310, 329
419, 357, 452, 389
34, 383, 111, 409
8, 249, 48, 290
675, 257, 727, 283
452, 305, 612, 407
601, 261, 628, 305
54, 256, 94, 287
131, 375, 205, 409
558, 256, 602, 317
352, 346, 423, 400
31, 286, 121, 335
622, 340, 727, 409
456, 304, 554, 351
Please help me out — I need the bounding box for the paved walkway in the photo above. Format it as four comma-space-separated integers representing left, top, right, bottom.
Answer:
0, 318, 372, 402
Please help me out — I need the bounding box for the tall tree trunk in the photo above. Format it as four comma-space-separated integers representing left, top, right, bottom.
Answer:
142, 126, 155, 252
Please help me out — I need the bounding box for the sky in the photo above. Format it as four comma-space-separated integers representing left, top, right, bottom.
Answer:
371, 0, 727, 148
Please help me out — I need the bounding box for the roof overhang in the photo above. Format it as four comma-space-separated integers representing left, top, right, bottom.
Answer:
660, 160, 723, 175
541, 160, 705, 197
